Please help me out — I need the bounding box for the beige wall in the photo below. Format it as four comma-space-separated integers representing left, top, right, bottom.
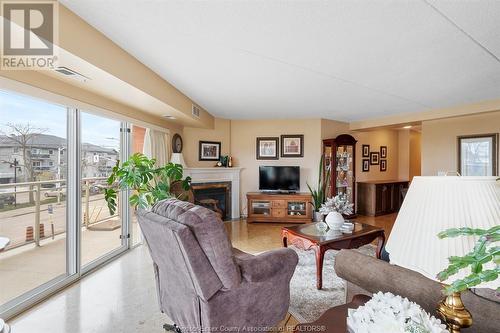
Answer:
409, 131, 422, 180
398, 130, 410, 181
183, 118, 232, 167
183, 118, 405, 215
352, 129, 401, 182
231, 119, 323, 214
421, 111, 500, 176
321, 119, 350, 139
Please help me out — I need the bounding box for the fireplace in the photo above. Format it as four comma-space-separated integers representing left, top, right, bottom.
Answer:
192, 182, 231, 220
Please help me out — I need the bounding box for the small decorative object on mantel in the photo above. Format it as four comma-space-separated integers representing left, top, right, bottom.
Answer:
320, 194, 354, 230
362, 144, 370, 157
199, 141, 221, 161
228, 156, 233, 167
370, 151, 380, 165
347, 292, 447, 333
281, 134, 304, 158
256, 137, 279, 160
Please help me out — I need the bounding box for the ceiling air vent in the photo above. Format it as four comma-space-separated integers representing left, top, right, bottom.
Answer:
54, 66, 90, 82
192, 104, 201, 118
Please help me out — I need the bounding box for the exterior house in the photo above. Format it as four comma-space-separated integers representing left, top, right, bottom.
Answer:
0, 134, 118, 183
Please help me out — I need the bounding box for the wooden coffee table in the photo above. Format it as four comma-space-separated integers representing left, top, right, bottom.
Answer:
281, 222, 385, 289
293, 294, 371, 332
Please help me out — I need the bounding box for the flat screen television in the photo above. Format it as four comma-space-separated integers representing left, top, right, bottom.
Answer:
259, 166, 300, 193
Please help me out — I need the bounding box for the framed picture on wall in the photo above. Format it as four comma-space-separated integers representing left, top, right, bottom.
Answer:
457, 134, 498, 176
199, 141, 221, 161
281, 134, 304, 158
362, 144, 370, 157
380, 159, 387, 172
256, 137, 279, 160
370, 152, 380, 165
380, 146, 387, 159
362, 159, 370, 172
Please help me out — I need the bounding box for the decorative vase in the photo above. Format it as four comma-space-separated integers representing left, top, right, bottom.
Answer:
313, 211, 324, 222
325, 211, 344, 230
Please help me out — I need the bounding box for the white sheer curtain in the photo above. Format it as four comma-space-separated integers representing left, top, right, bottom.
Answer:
143, 128, 171, 166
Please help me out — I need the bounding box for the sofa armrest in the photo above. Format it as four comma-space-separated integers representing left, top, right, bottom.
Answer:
234, 248, 298, 282
334, 249, 443, 315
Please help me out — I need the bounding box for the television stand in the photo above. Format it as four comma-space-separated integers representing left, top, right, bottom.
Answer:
247, 192, 313, 223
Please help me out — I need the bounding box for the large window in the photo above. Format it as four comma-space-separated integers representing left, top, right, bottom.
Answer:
0, 88, 134, 319
0, 90, 68, 308
458, 134, 498, 176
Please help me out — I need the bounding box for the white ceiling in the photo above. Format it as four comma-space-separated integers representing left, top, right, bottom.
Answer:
60, 0, 500, 122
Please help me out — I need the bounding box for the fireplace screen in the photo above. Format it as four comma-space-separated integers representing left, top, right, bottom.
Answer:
192, 182, 231, 220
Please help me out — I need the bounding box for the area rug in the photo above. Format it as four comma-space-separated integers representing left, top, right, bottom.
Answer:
288, 245, 375, 323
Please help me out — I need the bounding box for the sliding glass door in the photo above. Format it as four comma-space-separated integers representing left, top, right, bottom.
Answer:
80, 112, 129, 268
0, 88, 133, 319
0, 90, 71, 316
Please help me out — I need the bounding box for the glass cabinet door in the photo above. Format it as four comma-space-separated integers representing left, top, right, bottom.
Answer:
335, 145, 354, 204
323, 141, 333, 197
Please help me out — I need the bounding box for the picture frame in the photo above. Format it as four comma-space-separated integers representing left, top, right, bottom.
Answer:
362, 144, 370, 157
370, 152, 380, 165
362, 159, 370, 172
457, 134, 498, 176
256, 137, 279, 160
380, 146, 387, 159
281, 134, 304, 158
199, 141, 221, 161
380, 159, 387, 172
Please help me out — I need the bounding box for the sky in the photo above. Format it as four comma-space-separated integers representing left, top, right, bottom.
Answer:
0, 89, 121, 149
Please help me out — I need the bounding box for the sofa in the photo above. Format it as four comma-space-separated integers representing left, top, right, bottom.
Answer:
335, 249, 500, 333
137, 198, 298, 332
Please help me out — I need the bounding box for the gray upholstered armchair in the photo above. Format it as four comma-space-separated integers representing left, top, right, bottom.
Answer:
138, 199, 298, 332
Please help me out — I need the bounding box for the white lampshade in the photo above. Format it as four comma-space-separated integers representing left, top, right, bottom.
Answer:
386, 176, 500, 289
170, 153, 187, 168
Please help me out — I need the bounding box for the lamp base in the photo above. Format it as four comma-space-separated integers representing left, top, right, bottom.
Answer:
437, 292, 472, 333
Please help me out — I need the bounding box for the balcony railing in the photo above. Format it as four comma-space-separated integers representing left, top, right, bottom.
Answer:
0, 177, 118, 251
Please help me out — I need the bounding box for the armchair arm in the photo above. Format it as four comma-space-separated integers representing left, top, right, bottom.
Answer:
234, 248, 298, 282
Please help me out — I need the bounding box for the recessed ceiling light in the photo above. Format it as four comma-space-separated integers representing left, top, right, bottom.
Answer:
403, 125, 412, 129
163, 115, 176, 120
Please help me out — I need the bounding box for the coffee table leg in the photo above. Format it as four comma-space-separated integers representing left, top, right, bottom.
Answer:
375, 233, 386, 259
315, 246, 325, 290
282, 231, 288, 248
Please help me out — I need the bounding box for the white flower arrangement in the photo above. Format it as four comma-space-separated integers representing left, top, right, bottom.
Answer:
319, 194, 354, 215
347, 292, 447, 333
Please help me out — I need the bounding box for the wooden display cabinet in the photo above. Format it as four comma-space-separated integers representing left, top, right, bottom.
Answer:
323, 134, 357, 216
246, 192, 313, 223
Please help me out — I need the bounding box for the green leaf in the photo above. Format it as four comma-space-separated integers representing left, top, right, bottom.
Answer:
438, 227, 488, 239
103, 153, 190, 211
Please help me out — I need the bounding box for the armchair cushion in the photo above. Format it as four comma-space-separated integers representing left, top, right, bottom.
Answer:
233, 248, 298, 282
152, 199, 241, 290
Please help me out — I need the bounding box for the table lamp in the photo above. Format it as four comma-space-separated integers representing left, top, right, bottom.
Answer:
385, 176, 500, 332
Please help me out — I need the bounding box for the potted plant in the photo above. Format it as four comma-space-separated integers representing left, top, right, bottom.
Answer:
307, 155, 331, 222
319, 194, 354, 230
437, 225, 500, 294
104, 153, 191, 215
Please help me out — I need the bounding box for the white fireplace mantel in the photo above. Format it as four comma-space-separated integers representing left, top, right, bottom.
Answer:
183, 167, 242, 219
